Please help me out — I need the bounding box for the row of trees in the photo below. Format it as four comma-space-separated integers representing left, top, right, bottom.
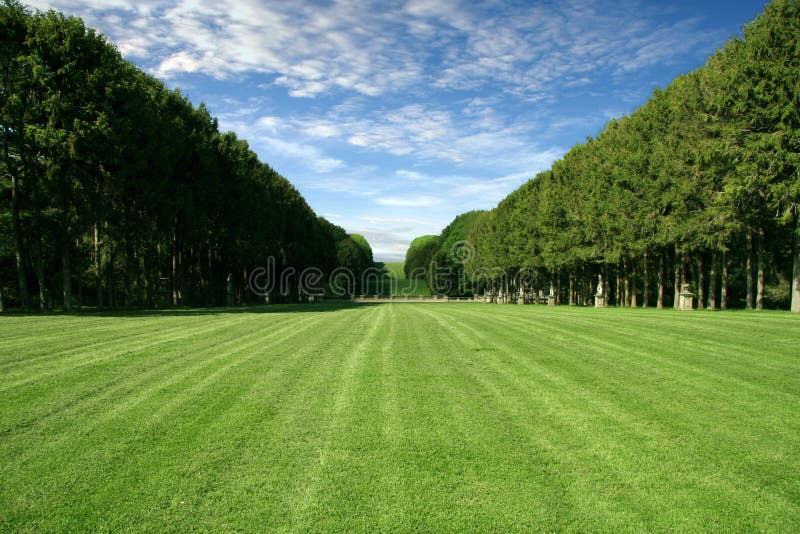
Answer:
404, 211, 485, 296
414, 0, 798, 310
0, 1, 372, 311
404, 235, 440, 280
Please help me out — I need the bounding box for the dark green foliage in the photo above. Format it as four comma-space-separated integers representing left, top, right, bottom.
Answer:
403, 235, 440, 279
439, 210, 484, 255
0, 2, 370, 309
405, 211, 486, 295
349, 234, 374, 267
460, 0, 800, 310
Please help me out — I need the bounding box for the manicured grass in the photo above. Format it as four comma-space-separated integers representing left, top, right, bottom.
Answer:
382, 261, 406, 279
1, 304, 799, 531
368, 262, 432, 296
365, 278, 432, 296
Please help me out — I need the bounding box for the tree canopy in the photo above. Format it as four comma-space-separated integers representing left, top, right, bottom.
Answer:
0, 1, 373, 310
447, 0, 798, 310
404, 211, 486, 295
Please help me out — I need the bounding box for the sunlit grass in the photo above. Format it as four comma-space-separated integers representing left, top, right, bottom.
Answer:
1, 304, 799, 531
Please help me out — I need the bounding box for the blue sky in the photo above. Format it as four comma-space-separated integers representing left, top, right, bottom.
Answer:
28, 0, 767, 261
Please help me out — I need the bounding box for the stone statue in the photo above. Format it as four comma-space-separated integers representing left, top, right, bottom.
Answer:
595, 274, 606, 308
679, 283, 694, 311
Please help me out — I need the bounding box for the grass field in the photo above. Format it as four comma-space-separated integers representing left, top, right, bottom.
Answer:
1, 304, 799, 531
382, 262, 406, 280
368, 262, 433, 296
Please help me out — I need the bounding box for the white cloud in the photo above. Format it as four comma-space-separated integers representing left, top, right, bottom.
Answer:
395, 170, 428, 182
28, 0, 724, 103
376, 195, 441, 208
260, 137, 344, 174
300, 123, 341, 138
362, 216, 439, 227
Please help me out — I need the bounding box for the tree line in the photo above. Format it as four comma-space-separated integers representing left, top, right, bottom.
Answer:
404, 211, 485, 296
405, 0, 799, 311
0, 1, 373, 311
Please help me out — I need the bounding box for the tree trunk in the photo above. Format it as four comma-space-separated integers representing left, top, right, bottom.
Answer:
107, 250, 114, 309
643, 251, 649, 308
615, 265, 621, 307
136, 253, 145, 308
242, 267, 249, 305
9, 173, 30, 310
31, 173, 46, 312
569, 272, 575, 305
681, 253, 688, 287
172, 231, 179, 306
697, 254, 705, 311
721, 250, 729, 311
580, 277, 586, 306
631, 263, 638, 308
746, 230, 754, 310
556, 270, 561, 305
657, 250, 665, 309
5, 122, 31, 310
62, 239, 72, 312
94, 224, 103, 310
792, 229, 800, 313
0, 285, 4, 312
35, 243, 46, 312
76, 262, 82, 311
144, 261, 152, 308
756, 228, 765, 310
208, 244, 214, 307
60, 163, 72, 312
674, 246, 681, 310
123, 257, 132, 308
155, 242, 163, 308
709, 250, 718, 310
623, 258, 631, 307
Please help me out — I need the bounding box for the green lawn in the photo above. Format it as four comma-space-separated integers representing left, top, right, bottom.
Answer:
1, 304, 799, 531
382, 261, 406, 279
366, 278, 433, 297
368, 262, 432, 296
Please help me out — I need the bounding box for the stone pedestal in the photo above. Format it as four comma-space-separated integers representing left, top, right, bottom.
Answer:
679, 284, 694, 310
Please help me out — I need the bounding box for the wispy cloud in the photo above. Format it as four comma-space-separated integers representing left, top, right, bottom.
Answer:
219, 116, 345, 174
28, 0, 726, 102
261, 138, 345, 174
362, 216, 440, 227
376, 195, 441, 208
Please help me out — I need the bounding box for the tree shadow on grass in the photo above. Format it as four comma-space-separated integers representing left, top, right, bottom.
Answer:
1, 301, 383, 318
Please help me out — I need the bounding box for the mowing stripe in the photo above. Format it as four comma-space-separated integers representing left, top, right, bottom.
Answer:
413, 304, 800, 527
289, 305, 387, 528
